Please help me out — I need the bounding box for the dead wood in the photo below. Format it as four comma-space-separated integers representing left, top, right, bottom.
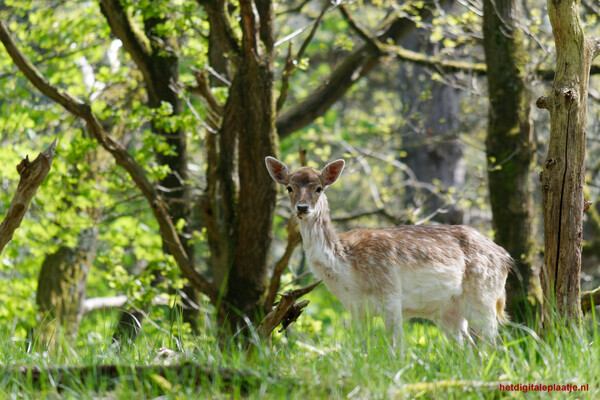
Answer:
0, 139, 57, 255
582, 286, 600, 314
259, 280, 321, 339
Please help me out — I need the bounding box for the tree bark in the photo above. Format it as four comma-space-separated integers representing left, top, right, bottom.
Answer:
483, 0, 540, 321
536, 0, 600, 325
198, 0, 278, 327
220, 0, 278, 325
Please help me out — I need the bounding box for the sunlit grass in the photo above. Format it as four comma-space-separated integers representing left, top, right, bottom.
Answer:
1, 292, 599, 399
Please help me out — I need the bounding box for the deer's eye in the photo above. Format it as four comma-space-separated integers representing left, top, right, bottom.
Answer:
316, 186, 323, 193
286, 186, 293, 193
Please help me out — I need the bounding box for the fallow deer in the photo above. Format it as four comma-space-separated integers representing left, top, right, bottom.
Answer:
265, 156, 512, 346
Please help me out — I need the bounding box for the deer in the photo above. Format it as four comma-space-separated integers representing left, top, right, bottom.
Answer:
265, 156, 513, 347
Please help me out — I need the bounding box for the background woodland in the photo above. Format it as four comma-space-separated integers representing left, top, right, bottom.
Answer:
0, 0, 600, 371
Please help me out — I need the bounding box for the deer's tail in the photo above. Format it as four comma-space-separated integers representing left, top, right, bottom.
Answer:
496, 292, 510, 324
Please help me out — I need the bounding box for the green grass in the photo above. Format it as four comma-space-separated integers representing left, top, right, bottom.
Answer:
1, 290, 599, 399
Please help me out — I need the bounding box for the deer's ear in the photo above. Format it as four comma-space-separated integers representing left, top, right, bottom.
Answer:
265, 156, 290, 185
321, 159, 345, 187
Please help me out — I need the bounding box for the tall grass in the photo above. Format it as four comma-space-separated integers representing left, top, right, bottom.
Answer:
1, 289, 598, 399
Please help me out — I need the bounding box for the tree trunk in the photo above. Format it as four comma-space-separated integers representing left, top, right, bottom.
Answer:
536, 0, 599, 325
199, 0, 277, 328
223, 58, 277, 324
36, 228, 97, 345
218, 0, 278, 326
143, 14, 200, 333
482, 0, 540, 322
99, 2, 199, 337
401, 65, 465, 224
395, 6, 464, 225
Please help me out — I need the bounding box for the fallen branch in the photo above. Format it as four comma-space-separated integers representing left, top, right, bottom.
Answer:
0, 139, 57, 255
82, 294, 171, 314
6, 363, 266, 392
259, 280, 321, 339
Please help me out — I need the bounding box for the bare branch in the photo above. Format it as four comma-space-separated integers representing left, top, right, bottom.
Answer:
276, 0, 312, 16
99, 0, 153, 82
339, 5, 382, 53
187, 68, 224, 118
332, 208, 402, 225
276, 43, 295, 112
276, 0, 333, 111
276, 1, 451, 138
0, 21, 219, 303
239, 0, 259, 55
264, 219, 301, 311
383, 43, 487, 74
0, 139, 57, 255
295, 1, 333, 63
255, 0, 275, 52
198, 0, 240, 56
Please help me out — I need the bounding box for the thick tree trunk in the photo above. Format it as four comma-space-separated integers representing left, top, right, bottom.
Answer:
391, 4, 464, 225
536, 0, 599, 325
224, 59, 277, 323
401, 63, 464, 224
200, 0, 277, 327
482, 0, 540, 321
219, 0, 278, 325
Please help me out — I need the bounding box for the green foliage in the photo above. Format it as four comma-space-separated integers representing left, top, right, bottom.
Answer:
1, 0, 600, 396
0, 0, 198, 335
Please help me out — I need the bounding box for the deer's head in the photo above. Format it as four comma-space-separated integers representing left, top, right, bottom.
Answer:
265, 157, 345, 219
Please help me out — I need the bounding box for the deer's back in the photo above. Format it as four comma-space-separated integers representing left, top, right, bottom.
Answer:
338, 224, 512, 294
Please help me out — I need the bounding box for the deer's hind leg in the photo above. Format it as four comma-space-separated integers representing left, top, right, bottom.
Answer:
465, 303, 500, 342
437, 296, 475, 346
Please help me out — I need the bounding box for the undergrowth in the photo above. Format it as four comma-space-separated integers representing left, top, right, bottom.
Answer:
0, 288, 598, 399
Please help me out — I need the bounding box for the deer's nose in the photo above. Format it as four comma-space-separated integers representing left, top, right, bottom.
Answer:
296, 204, 309, 213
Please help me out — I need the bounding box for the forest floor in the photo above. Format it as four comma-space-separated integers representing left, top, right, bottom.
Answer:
1, 287, 598, 399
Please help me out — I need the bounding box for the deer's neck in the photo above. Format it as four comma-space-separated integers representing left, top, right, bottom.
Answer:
298, 195, 346, 276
